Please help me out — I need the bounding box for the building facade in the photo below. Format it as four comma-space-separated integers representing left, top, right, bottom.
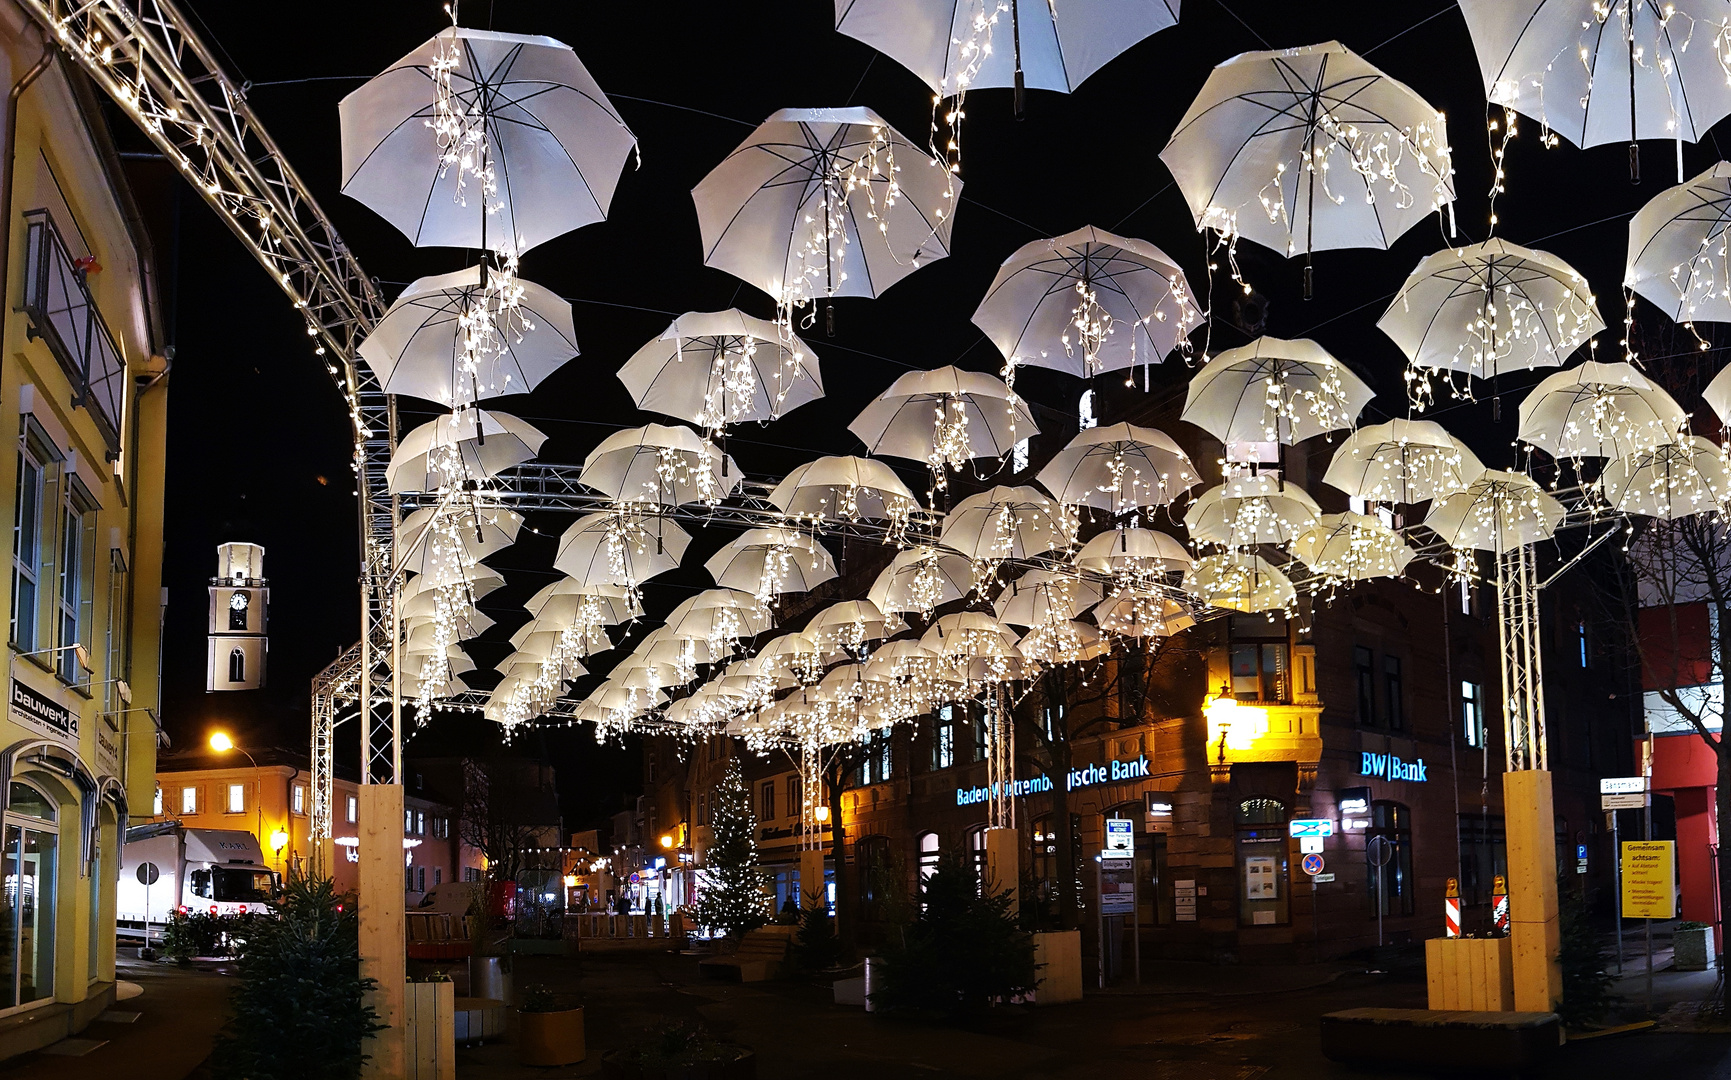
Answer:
0, 8, 171, 1059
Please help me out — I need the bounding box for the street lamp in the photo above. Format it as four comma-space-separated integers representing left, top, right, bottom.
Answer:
209, 731, 268, 859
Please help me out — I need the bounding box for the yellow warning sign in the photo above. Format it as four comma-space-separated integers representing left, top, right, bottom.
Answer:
1621, 841, 1676, 920
1445, 877, 1459, 899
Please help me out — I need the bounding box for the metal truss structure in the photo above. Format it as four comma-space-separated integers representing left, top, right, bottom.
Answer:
1497, 543, 1545, 771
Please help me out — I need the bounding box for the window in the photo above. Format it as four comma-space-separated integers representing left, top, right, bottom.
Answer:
1462, 681, 1485, 748
292, 785, 306, 815
918, 832, 940, 885
708, 736, 718, 761
760, 780, 776, 821
857, 835, 893, 922
57, 481, 96, 685
1458, 577, 1471, 616
181, 787, 197, 815
1235, 796, 1289, 926
971, 708, 989, 763
1458, 814, 1507, 911
966, 825, 990, 893
931, 707, 955, 770
405, 866, 415, 892
786, 775, 799, 818
1354, 646, 1376, 725
416, 866, 426, 893
5, 779, 61, 1008
433, 867, 443, 886
228, 648, 245, 684
860, 728, 893, 785
1231, 643, 1287, 702
153, 785, 163, 817
1369, 801, 1415, 917
226, 784, 245, 814
1383, 656, 1403, 731
1577, 623, 1590, 668
346, 795, 358, 824
11, 440, 45, 651
404, 809, 414, 833
697, 792, 708, 827
415, 811, 425, 835
1119, 650, 1146, 720
1078, 388, 1097, 430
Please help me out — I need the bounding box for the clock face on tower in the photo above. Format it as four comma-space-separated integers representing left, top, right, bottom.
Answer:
228, 590, 250, 631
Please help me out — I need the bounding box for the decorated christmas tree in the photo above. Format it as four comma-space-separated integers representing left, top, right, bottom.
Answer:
695, 757, 771, 939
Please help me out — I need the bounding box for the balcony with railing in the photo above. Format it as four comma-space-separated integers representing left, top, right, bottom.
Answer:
19, 209, 125, 452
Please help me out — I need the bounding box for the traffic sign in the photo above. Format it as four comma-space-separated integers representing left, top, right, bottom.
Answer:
1602, 792, 1649, 810
1313, 873, 1335, 883
1289, 818, 1335, 838
1599, 776, 1648, 795
1367, 835, 1394, 867
136, 862, 160, 886
1105, 817, 1135, 859
1301, 853, 1325, 876
1299, 835, 1324, 854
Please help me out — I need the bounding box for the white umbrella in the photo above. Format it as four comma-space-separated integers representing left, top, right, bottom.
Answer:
835, 0, 1179, 99
806, 599, 904, 653
396, 504, 522, 582
552, 512, 690, 587
402, 566, 504, 618
1016, 619, 1109, 666
939, 485, 1074, 562
1181, 337, 1374, 446
1422, 470, 1564, 553
1598, 436, 1731, 519
1075, 526, 1193, 579
1160, 41, 1453, 275
1627, 162, 1731, 325
971, 225, 1199, 377
1092, 591, 1191, 637
1378, 240, 1602, 385
1184, 553, 1295, 614
767, 455, 918, 521
1517, 360, 1687, 460
849, 365, 1037, 469
1035, 422, 1196, 512
1321, 419, 1485, 504
1184, 475, 1322, 548
704, 529, 837, 600
579, 423, 740, 507
691, 107, 958, 316
387, 409, 546, 493
867, 545, 976, 615
1706, 361, 1731, 427
995, 568, 1105, 627
524, 579, 638, 624
1459, 1, 1731, 159
617, 309, 823, 431
339, 26, 636, 253
921, 611, 1022, 662
357, 267, 579, 404
1291, 512, 1416, 581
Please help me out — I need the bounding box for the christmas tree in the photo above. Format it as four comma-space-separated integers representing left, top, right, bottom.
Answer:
695, 757, 771, 939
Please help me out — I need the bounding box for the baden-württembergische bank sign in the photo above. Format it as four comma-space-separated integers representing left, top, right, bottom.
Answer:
957, 755, 1151, 806
1359, 752, 1427, 782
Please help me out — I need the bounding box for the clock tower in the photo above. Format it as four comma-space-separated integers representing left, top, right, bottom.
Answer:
207, 542, 269, 690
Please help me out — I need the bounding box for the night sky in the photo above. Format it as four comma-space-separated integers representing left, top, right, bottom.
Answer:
139, 1, 1727, 827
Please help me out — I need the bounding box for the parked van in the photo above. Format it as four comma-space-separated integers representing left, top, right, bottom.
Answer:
116, 820, 279, 937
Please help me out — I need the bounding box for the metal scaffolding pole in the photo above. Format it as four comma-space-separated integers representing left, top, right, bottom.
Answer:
1497, 543, 1547, 772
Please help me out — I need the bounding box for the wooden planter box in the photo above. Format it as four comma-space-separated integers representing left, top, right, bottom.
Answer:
518, 1006, 586, 1067
405, 980, 456, 1080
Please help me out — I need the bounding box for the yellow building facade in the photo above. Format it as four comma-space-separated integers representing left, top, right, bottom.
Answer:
0, 5, 170, 1059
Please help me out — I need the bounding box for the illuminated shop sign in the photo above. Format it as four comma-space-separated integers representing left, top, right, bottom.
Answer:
956, 754, 1150, 806
1359, 752, 1427, 782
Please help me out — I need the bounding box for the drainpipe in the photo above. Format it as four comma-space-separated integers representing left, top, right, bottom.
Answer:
1, 38, 53, 308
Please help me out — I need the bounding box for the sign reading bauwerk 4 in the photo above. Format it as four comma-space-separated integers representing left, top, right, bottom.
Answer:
1359, 752, 1427, 782
956, 754, 1151, 806
10, 678, 75, 746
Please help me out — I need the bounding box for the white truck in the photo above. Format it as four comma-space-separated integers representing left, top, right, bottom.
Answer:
116, 821, 280, 939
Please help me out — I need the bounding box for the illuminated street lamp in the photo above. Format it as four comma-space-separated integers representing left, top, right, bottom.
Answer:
209, 731, 267, 855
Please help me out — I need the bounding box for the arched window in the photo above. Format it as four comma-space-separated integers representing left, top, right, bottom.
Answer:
5, 779, 61, 1008
228, 647, 246, 684
917, 831, 940, 885
1369, 801, 1414, 917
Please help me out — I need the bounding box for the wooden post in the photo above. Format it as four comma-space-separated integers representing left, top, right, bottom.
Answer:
984, 826, 1020, 917
799, 847, 827, 909
1504, 770, 1562, 1012
359, 784, 407, 1077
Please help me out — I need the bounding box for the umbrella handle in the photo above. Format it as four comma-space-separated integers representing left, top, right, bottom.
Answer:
1302, 256, 1313, 302
1012, 0, 1025, 121
1628, 142, 1640, 185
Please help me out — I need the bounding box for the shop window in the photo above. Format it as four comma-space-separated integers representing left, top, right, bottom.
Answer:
918, 831, 940, 886
1383, 656, 1404, 731
760, 780, 776, 821
1461, 681, 1486, 748
1368, 801, 1415, 917
1030, 813, 1082, 926
1235, 797, 1289, 927
4, 779, 60, 1010
1354, 646, 1376, 725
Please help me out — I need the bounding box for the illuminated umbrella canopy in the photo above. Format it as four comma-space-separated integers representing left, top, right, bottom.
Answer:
552, 512, 690, 587
704, 529, 837, 601
1182, 337, 1374, 446
849, 366, 1037, 468
1321, 419, 1485, 504
1458, 0, 1731, 150
617, 309, 823, 431
806, 599, 905, 653
1598, 436, 1731, 519
1075, 527, 1194, 580
666, 591, 774, 648
1290, 512, 1416, 581
867, 545, 976, 615
524, 579, 639, 625
691, 107, 959, 312
1092, 591, 1192, 637
358, 267, 580, 405
1422, 470, 1564, 553
1184, 474, 1322, 548
1377, 240, 1602, 383
1706, 361, 1731, 427
1016, 619, 1109, 666
1627, 162, 1731, 325
834, 0, 1179, 98
1036, 422, 1196, 513
402, 565, 504, 619
1160, 41, 1453, 262
396, 505, 523, 582
1184, 553, 1296, 614
579, 423, 740, 507
1517, 361, 1688, 461
768, 455, 918, 522
971, 226, 1199, 378
405, 609, 494, 650
756, 631, 827, 683
995, 569, 1106, 627
921, 611, 1023, 664
387, 408, 547, 494
940, 485, 1074, 563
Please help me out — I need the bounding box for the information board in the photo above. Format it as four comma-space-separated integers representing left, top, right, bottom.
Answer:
1621, 841, 1676, 919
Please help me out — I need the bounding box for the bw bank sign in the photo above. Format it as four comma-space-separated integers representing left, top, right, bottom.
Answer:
1360, 752, 1427, 782
957, 754, 1151, 806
